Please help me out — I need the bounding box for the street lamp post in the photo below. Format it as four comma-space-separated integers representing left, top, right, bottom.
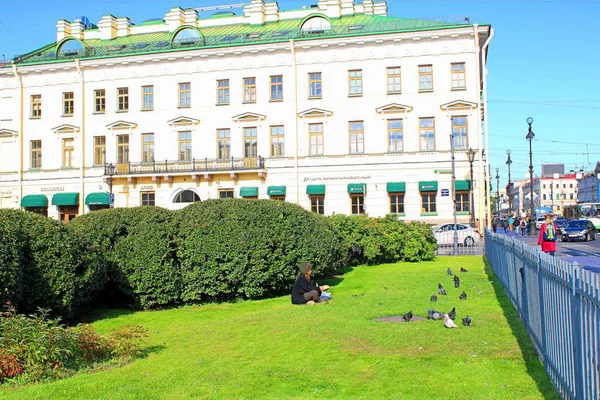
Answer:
506, 150, 512, 216
466, 147, 477, 227
526, 117, 536, 236
495, 168, 500, 215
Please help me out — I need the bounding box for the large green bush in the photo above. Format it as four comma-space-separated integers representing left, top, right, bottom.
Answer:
0, 220, 24, 305
0, 210, 106, 317
68, 207, 181, 309
329, 214, 437, 264
175, 199, 346, 302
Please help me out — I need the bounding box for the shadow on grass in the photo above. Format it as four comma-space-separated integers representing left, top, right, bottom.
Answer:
74, 308, 137, 325
483, 258, 560, 400
320, 265, 355, 288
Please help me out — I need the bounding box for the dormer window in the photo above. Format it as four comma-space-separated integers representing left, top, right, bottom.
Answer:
58, 39, 83, 56
301, 17, 331, 34
173, 28, 201, 45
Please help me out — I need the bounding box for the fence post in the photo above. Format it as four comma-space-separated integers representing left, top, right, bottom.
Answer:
537, 252, 548, 361
521, 244, 529, 328
570, 267, 584, 399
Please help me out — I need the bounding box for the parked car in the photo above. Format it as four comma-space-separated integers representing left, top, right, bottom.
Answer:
535, 216, 546, 229
433, 224, 479, 246
554, 216, 567, 229
560, 219, 597, 242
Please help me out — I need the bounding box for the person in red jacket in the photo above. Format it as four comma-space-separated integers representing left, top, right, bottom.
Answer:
537, 213, 558, 256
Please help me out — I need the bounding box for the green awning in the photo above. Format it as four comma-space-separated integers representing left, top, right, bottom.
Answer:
386, 182, 406, 193
306, 185, 326, 195
51, 192, 79, 206
21, 194, 48, 208
240, 187, 259, 197
267, 186, 286, 196
419, 181, 438, 192
455, 180, 471, 191
85, 192, 110, 205
347, 183, 366, 194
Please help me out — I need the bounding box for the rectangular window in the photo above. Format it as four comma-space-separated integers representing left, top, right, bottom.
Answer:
421, 193, 436, 213
348, 70, 363, 96
179, 131, 192, 161
217, 79, 230, 104
349, 121, 364, 154
94, 90, 105, 113
310, 195, 325, 215
63, 92, 74, 116
142, 133, 155, 163
142, 85, 154, 110
243, 77, 256, 102
451, 116, 468, 149
351, 194, 365, 215
217, 129, 231, 159
309, 123, 324, 155
141, 192, 155, 206
390, 193, 405, 214
419, 118, 435, 150
243, 127, 258, 158
309, 72, 322, 98
388, 119, 403, 152
451, 63, 466, 90
387, 67, 401, 94
117, 87, 129, 112
178, 82, 191, 107
270, 126, 285, 157
455, 192, 470, 212
30, 140, 42, 169
31, 95, 42, 118
419, 65, 433, 92
117, 135, 129, 164
93, 136, 106, 166
270, 75, 283, 101
219, 189, 234, 199
62, 138, 74, 167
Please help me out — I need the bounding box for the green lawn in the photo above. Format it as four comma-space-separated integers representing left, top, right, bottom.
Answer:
1, 257, 558, 399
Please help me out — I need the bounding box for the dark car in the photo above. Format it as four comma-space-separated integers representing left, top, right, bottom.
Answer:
554, 216, 567, 229
560, 219, 597, 242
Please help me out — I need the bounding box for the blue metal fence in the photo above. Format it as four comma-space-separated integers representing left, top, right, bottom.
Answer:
485, 231, 600, 400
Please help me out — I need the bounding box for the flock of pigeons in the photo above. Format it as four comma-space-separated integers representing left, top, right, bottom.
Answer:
401, 267, 472, 329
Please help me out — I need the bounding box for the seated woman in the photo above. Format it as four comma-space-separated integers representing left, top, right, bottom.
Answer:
291, 261, 330, 305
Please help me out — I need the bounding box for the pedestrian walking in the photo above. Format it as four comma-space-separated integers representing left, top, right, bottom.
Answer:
537, 213, 557, 256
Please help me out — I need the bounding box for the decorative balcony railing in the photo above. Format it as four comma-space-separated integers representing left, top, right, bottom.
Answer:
104, 156, 265, 176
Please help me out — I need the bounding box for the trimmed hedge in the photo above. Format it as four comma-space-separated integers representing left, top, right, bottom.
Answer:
68, 207, 181, 309
175, 199, 347, 302
329, 214, 437, 264
0, 210, 106, 318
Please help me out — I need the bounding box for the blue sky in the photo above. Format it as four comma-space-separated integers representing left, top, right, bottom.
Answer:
0, 0, 599, 188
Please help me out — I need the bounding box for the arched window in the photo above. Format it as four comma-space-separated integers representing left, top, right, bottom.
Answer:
58, 39, 84, 56
301, 17, 331, 34
173, 28, 202, 45
174, 190, 200, 203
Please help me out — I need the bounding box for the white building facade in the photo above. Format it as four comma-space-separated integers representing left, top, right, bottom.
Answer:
0, 0, 492, 225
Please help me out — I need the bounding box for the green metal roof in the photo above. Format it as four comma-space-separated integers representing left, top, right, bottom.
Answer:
13, 14, 474, 66
240, 187, 259, 197
386, 182, 406, 193
455, 180, 471, 191
419, 181, 438, 192
348, 183, 366, 194
267, 186, 286, 196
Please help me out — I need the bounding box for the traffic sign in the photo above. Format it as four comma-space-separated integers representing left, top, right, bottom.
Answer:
441, 188, 450, 197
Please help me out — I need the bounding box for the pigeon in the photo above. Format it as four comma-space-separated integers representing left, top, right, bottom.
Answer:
447, 268, 454, 276
448, 307, 456, 321
462, 316, 472, 327
427, 309, 442, 320
444, 313, 458, 328
459, 291, 467, 300
438, 284, 447, 296
402, 311, 413, 322
454, 275, 460, 288
430, 294, 438, 302
460, 267, 468, 273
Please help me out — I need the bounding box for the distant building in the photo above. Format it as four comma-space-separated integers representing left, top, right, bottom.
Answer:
577, 162, 600, 203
